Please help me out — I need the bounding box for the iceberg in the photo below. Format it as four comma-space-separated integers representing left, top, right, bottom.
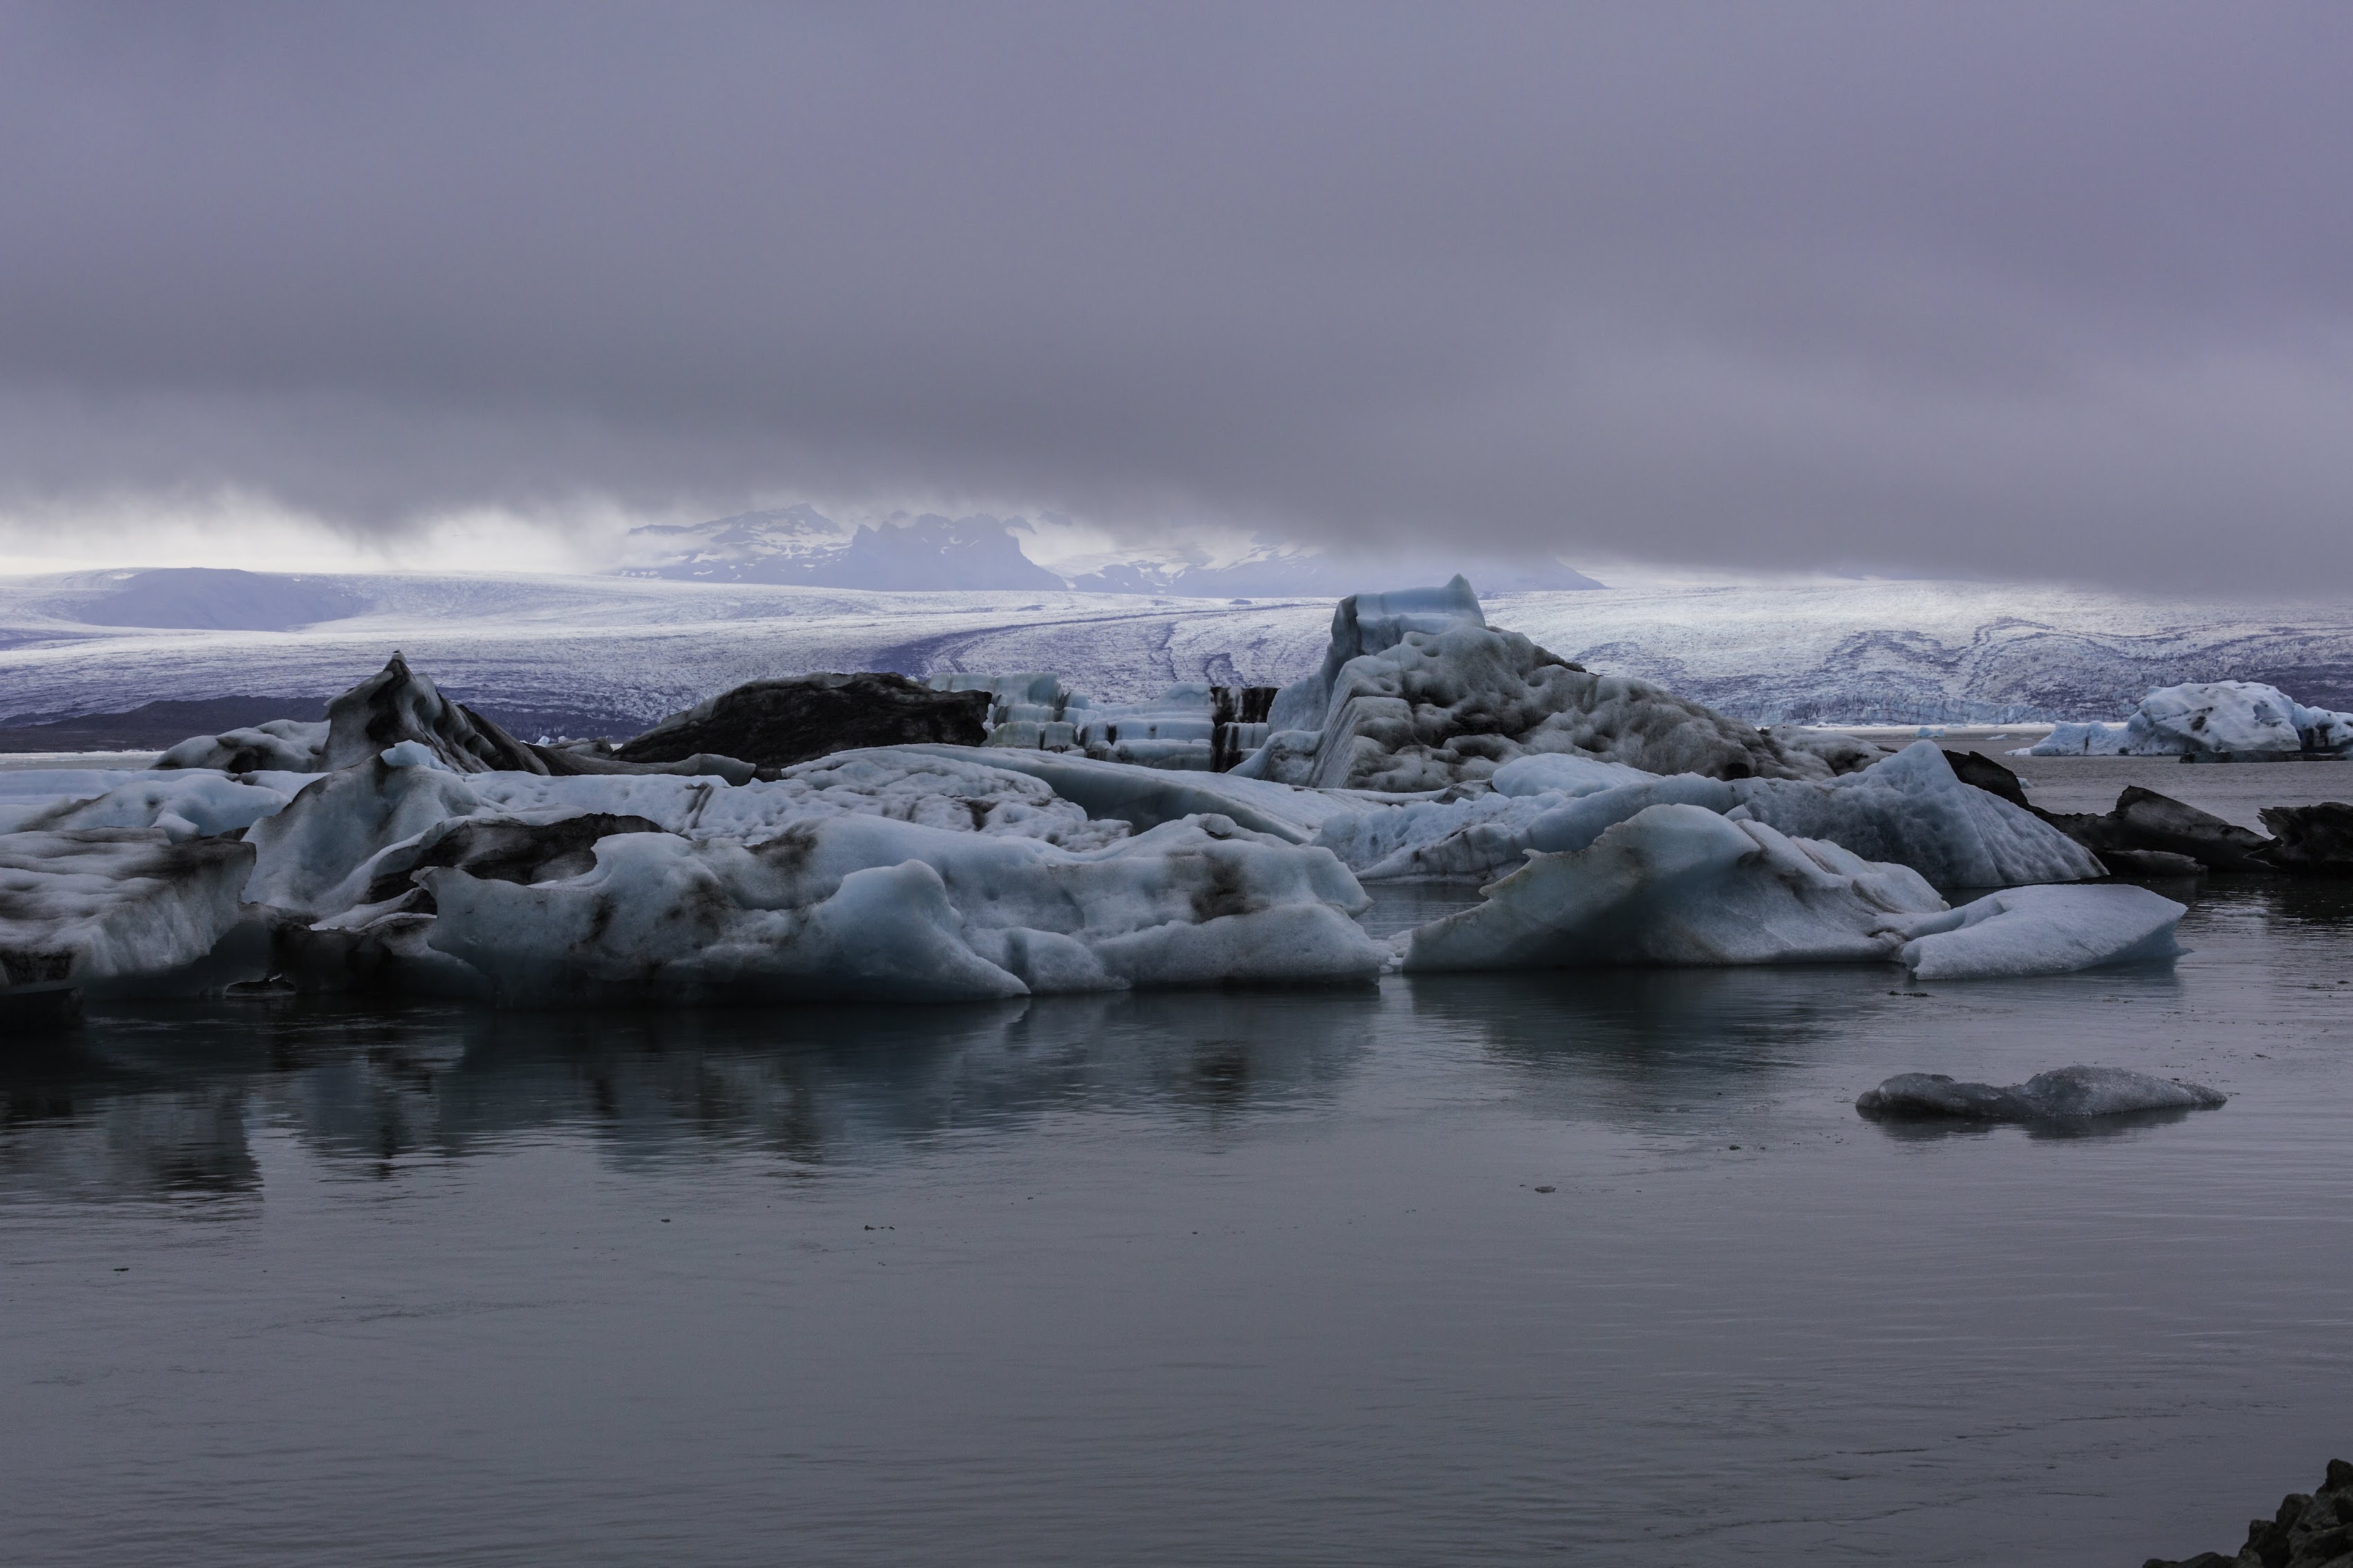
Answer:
1233, 577, 1830, 790
1856, 1065, 2224, 1121
2022, 680, 2353, 757
1399, 804, 1946, 972
1880, 884, 2185, 979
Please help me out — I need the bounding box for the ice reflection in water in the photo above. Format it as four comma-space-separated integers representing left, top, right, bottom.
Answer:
0, 879, 2349, 1567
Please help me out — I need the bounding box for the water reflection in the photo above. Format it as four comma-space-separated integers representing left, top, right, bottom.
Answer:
0, 987, 1388, 1201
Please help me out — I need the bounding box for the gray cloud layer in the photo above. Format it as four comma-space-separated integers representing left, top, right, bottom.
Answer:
2, 2, 2348, 585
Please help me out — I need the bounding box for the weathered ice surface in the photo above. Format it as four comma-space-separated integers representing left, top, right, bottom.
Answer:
425, 812, 1385, 1003
0, 828, 255, 994
1399, 804, 1947, 972
1856, 1066, 2225, 1122
1733, 742, 2105, 887
1235, 578, 1828, 791
1882, 884, 2186, 979
2143, 1457, 2353, 1568
615, 672, 990, 769
1326, 742, 2099, 886
1943, 749, 2036, 810
2258, 803, 2353, 874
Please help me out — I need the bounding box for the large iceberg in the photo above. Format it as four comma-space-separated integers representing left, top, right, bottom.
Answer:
1232, 577, 1829, 790
2022, 680, 2353, 757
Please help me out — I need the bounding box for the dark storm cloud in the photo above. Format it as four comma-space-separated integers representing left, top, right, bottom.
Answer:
1, 2, 2349, 584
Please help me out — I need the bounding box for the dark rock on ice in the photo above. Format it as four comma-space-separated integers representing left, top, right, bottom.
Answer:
356, 812, 664, 913
2257, 802, 2353, 873
1855, 1065, 2225, 1122
529, 740, 758, 784
1942, 749, 2035, 810
2145, 1457, 2353, 1568
615, 672, 991, 769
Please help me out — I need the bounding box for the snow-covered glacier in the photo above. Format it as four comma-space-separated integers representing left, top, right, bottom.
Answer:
8, 568, 2353, 739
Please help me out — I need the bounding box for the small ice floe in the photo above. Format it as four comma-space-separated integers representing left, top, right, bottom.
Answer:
1880, 884, 2186, 979
1855, 1065, 2225, 1122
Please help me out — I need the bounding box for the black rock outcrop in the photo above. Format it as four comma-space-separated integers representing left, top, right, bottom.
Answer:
615, 673, 991, 769
2257, 802, 2353, 874
2145, 1457, 2353, 1568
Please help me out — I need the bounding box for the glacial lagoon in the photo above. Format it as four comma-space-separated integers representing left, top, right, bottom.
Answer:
6, 876, 2349, 1567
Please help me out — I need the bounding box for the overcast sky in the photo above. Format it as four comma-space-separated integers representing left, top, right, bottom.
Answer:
1, 2, 2348, 586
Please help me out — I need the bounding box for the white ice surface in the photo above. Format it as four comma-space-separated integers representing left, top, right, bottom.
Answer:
1883, 884, 2185, 979
1399, 804, 1946, 972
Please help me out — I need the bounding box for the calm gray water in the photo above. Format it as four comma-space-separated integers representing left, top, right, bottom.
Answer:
5, 879, 2350, 1567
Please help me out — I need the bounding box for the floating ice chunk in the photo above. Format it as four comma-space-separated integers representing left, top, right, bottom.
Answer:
2021, 681, 2353, 757
424, 812, 1383, 1003
1882, 884, 2185, 979
1488, 753, 1659, 798
1400, 804, 1945, 972
0, 828, 255, 994
1857, 1065, 2224, 1120
2128, 680, 2323, 756
1730, 741, 2103, 886
2019, 720, 2131, 756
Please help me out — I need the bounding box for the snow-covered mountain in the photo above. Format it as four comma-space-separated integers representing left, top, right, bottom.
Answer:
4, 567, 2352, 744
618, 507, 1605, 597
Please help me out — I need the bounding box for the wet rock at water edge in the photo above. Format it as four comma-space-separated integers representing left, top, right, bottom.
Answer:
615, 673, 992, 769
2145, 1457, 2353, 1568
